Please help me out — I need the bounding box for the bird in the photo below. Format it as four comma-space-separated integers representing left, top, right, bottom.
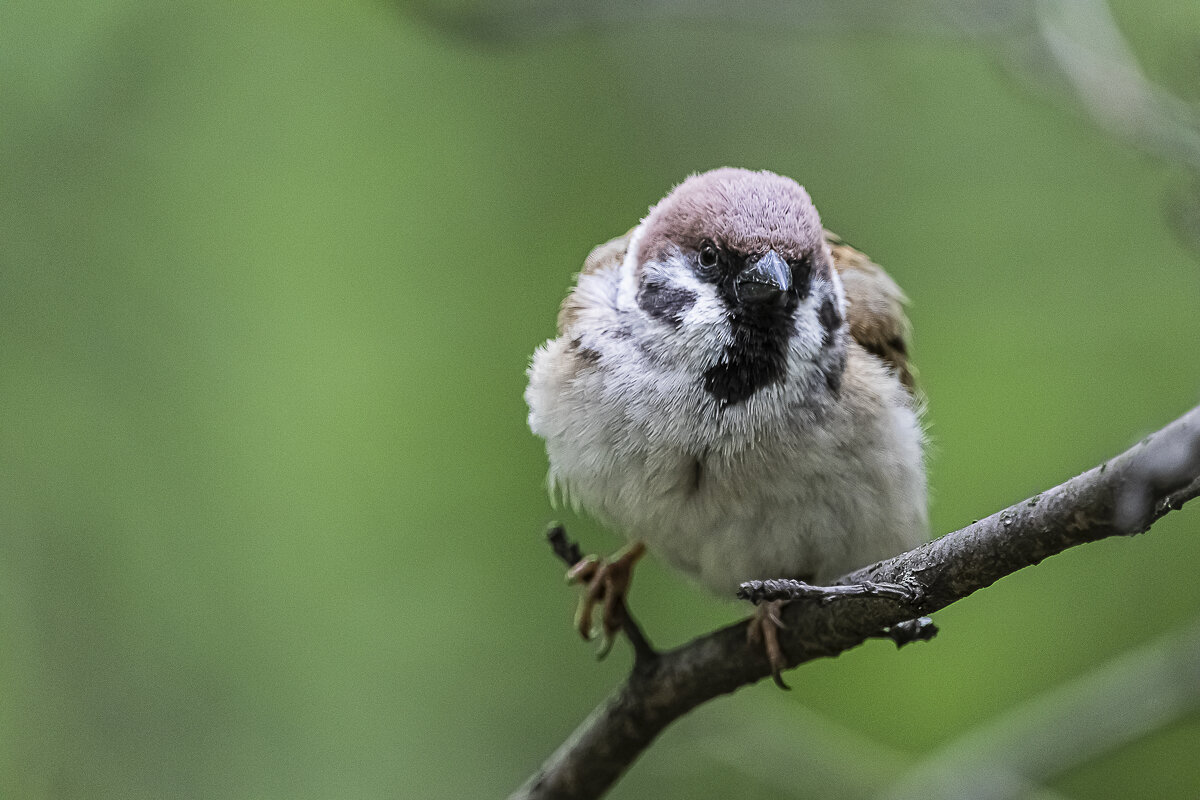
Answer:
525, 167, 928, 683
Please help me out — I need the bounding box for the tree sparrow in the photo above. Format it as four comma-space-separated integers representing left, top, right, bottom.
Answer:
526, 168, 928, 681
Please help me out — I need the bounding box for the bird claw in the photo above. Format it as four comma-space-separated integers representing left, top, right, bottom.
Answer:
566, 542, 646, 657
747, 600, 791, 690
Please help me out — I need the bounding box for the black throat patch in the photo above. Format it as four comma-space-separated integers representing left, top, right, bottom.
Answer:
703, 302, 795, 407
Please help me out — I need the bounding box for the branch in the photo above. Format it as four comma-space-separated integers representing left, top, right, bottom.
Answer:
511, 404, 1200, 800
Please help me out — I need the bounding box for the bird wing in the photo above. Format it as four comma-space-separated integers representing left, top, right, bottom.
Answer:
825, 230, 916, 392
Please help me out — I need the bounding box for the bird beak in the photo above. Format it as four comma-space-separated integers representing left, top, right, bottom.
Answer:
735, 250, 792, 305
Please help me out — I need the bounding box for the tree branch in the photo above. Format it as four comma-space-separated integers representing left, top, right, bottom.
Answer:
511, 404, 1200, 800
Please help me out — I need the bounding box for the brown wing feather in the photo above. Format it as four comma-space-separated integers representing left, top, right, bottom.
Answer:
825, 230, 916, 392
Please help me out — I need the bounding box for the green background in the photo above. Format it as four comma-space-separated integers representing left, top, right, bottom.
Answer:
3, 2, 1199, 798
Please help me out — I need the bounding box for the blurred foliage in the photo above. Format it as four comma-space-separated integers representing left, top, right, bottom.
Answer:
2, 1, 1199, 798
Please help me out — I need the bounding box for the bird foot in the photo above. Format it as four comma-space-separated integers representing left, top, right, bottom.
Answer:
566, 541, 646, 658
747, 599, 791, 690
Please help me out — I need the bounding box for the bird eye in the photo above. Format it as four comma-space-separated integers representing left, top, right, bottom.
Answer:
698, 242, 719, 270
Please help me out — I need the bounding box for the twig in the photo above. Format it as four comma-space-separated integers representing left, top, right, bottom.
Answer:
870, 616, 938, 647
547, 524, 585, 567
512, 404, 1200, 800
546, 525, 659, 670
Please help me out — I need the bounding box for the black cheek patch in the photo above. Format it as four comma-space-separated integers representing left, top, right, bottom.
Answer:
637, 278, 698, 327
819, 298, 843, 342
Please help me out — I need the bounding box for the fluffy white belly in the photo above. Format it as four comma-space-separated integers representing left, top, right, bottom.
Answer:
530, 341, 928, 596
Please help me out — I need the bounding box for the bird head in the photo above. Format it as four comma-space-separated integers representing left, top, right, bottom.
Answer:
624, 168, 847, 407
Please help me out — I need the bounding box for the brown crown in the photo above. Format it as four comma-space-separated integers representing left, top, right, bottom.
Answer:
636, 168, 824, 268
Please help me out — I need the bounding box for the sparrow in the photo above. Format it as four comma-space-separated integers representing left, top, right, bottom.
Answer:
525, 168, 928, 682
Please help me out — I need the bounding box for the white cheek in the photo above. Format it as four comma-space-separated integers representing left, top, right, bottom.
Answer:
639, 249, 692, 287
790, 313, 824, 358
679, 287, 732, 350
631, 250, 732, 368
789, 277, 839, 357
645, 253, 733, 349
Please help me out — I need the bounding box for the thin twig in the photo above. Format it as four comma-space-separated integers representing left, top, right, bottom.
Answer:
870, 616, 938, 647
